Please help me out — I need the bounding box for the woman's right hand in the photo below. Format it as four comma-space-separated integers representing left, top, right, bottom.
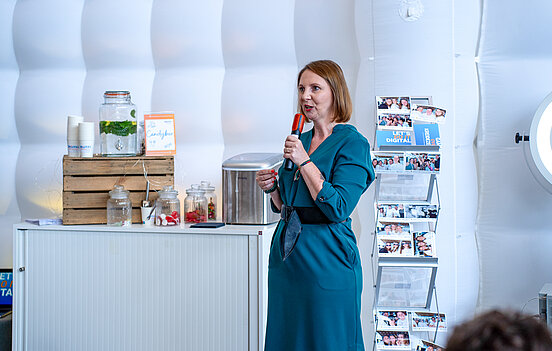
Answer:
256, 169, 277, 191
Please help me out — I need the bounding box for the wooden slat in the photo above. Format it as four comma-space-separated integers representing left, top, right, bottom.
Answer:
62, 155, 174, 225
63, 192, 160, 209
62, 208, 142, 225
63, 155, 174, 176
63, 175, 173, 191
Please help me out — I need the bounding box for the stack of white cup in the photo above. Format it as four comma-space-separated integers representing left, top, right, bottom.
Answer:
67, 115, 95, 158
67, 115, 83, 157
78, 122, 95, 157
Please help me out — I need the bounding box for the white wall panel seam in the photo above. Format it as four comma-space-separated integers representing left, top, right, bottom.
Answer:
473, 62, 484, 312
463, 0, 483, 320
473, 0, 487, 311
370, 0, 377, 97
0, 0, 21, 266
453, 0, 481, 323
352, 0, 377, 346
474, 0, 485, 61
452, 0, 459, 322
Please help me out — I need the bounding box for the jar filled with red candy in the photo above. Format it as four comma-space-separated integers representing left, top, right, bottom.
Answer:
184, 184, 207, 223
155, 185, 180, 226
200, 180, 217, 221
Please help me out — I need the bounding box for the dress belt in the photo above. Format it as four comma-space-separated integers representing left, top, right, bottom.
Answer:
281, 204, 332, 224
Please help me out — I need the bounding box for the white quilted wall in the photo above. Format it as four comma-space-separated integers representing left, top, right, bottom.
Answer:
476, 0, 552, 311
1, 0, 20, 269
18, 0, 552, 347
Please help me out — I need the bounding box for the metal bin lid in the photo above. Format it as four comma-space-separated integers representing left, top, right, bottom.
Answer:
222, 153, 283, 170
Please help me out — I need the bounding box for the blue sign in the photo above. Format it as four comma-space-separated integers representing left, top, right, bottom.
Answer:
377, 130, 413, 147
413, 124, 441, 146
0, 271, 12, 307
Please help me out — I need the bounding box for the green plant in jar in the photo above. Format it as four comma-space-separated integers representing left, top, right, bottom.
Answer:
99, 120, 137, 136
99, 91, 138, 156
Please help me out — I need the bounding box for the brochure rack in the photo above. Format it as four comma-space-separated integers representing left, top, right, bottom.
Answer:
371, 96, 445, 350
371, 172, 440, 307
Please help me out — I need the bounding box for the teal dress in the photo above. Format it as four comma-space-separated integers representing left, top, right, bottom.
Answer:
265, 124, 375, 351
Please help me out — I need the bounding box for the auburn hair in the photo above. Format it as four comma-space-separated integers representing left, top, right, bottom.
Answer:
297, 60, 352, 123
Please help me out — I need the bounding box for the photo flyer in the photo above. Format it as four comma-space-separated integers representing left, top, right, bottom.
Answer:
377, 221, 411, 235
404, 152, 440, 173
377, 234, 414, 257
373, 151, 441, 173
411, 104, 446, 124
376, 330, 411, 350
376, 96, 446, 125
375, 310, 410, 331
372, 152, 406, 172
377, 113, 413, 129
377, 96, 412, 113
413, 232, 436, 257
415, 340, 445, 351
377, 203, 439, 219
412, 312, 447, 332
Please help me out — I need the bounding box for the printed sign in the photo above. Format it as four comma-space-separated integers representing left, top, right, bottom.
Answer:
0, 271, 12, 306
144, 112, 176, 156
377, 130, 413, 147
413, 124, 441, 146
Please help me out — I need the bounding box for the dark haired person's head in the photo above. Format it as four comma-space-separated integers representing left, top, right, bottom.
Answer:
446, 310, 552, 351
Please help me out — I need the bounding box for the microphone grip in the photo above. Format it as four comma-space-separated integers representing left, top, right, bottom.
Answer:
284, 159, 294, 171
284, 132, 300, 171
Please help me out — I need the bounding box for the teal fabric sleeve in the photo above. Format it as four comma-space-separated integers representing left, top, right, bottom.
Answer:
314, 137, 375, 222
270, 198, 281, 213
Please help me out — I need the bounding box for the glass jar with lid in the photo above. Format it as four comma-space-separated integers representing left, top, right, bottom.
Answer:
155, 185, 181, 226
184, 184, 207, 223
200, 180, 217, 221
99, 91, 138, 156
107, 185, 132, 226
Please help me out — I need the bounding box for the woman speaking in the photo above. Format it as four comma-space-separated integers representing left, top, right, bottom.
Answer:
256, 60, 375, 351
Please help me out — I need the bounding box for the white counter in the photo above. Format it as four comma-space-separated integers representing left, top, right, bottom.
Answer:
15, 222, 274, 235
13, 223, 276, 351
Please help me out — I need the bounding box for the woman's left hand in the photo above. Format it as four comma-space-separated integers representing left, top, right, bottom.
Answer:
283, 135, 309, 166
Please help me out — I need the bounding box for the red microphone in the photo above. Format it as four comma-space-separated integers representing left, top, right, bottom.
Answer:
284, 113, 306, 170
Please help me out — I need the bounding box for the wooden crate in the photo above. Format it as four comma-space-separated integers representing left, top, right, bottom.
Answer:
63, 155, 174, 225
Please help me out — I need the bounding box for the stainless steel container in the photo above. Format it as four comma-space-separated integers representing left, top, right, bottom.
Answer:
222, 153, 283, 224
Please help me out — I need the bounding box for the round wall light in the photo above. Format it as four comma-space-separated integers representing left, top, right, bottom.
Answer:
517, 92, 552, 193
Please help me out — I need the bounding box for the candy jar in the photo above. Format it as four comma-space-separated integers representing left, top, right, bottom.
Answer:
99, 91, 138, 156
155, 185, 181, 226
200, 180, 217, 221
107, 185, 132, 226
184, 184, 207, 223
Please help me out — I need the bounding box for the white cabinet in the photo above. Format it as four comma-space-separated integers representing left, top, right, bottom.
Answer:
13, 223, 275, 351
